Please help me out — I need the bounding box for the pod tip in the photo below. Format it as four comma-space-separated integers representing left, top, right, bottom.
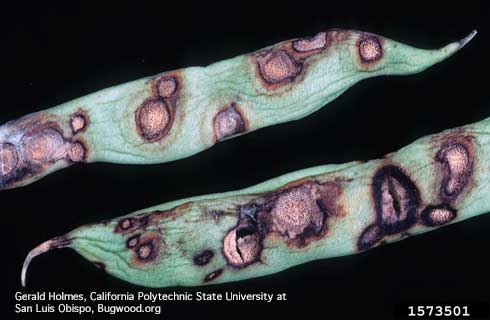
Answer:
458, 29, 477, 48
21, 236, 71, 287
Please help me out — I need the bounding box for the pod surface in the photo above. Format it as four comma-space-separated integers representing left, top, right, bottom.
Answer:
0, 29, 476, 190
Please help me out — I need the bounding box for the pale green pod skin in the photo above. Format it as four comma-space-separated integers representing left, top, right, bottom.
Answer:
22, 113, 489, 287
0, 29, 476, 190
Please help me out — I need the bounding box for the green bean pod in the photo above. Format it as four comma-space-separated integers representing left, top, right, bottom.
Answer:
22, 113, 490, 287
1, 29, 476, 190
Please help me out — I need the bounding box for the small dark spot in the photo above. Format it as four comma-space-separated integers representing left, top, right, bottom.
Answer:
126, 234, 140, 248
138, 215, 150, 227
115, 218, 134, 233
93, 262, 106, 271
204, 269, 223, 283
193, 250, 214, 266
357, 224, 384, 251
130, 232, 162, 266
211, 210, 222, 223
136, 242, 154, 261
420, 204, 457, 227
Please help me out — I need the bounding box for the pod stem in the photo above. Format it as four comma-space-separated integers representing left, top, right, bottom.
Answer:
21, 236, 71, 287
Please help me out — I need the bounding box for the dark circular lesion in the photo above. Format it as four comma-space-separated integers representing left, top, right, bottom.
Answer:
256, 50, 301, 84
126, 234, 141, 248
357, 35, 383, 63
115, 218, 135, 233
157, 76, 178, 98
136, 242, 154, 260
129, 231, 162, 266
135, 99, 173, 142
70, 109, 89, 134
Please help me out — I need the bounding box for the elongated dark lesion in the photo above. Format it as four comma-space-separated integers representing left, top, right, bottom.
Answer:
358, 165, 420, 251
204, 269, 223, 283
358, 135, 475, 251
435, 135, 474, 202
420, 204, 457, 227
293, 32, 328, 53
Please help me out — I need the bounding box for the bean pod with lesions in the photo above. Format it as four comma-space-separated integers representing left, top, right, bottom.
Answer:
0, 29, 476, 190
22, 113, 490, 287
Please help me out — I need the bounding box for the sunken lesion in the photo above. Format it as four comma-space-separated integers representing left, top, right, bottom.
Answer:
126, 234, 141, 249
135, 99, 173, 142
0, 143, 18, 176
70, 108, 89, 134
221, 179, 344, 269
156, 76, 178, 99
256, 49, 301, 86
372, 165, 420, 234
130, 231, 163, 267
357, 35, 383, 64
292, 32, 328, 53
266, 181, 343, 248
134, 71, 182, 143
0, 115, 88, 189
357, 164, 421, 251
116, 205, 192, 269
420, 204, 457, 227
251, 29, 386, 91
358, 138, 474, 251
213, 103, 248, 142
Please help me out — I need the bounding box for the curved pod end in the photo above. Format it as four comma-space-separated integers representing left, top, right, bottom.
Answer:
21, 236, 71, 287
383, 29, 477, 75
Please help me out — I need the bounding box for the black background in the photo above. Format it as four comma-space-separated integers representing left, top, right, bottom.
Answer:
3, 1, 490, 319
